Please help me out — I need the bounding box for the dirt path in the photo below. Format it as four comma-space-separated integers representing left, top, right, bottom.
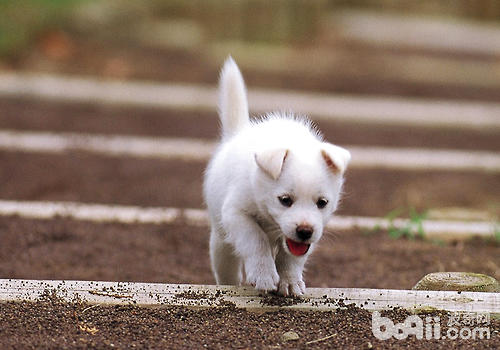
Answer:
1, 217, 497, 289
1, 296, 498, 349
2, 97, 499, 151
1, 151, 498, 216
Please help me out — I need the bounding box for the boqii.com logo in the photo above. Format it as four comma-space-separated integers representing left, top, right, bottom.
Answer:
372, 311, 491, 340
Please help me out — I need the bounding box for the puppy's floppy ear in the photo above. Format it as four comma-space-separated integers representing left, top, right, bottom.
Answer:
321, 143, 351, 174
255, 148, 289, 180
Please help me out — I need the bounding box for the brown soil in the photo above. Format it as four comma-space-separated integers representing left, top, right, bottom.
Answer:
1, 96, 498, 218
1, 97, 499, 152
1, 217, 498, 289
0, 295, 498, 349
0, 216, 498, 349
1, 151, 498, 217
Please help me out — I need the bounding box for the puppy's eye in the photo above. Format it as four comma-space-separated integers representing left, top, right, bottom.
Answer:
278, 195, 293, 207
316, 197, 328, 209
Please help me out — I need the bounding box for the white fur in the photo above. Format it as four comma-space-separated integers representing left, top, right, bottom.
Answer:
217, 57, 250, 138
204, 57, 350, 296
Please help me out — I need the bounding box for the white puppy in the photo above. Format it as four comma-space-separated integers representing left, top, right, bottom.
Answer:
204, 57, 350, 296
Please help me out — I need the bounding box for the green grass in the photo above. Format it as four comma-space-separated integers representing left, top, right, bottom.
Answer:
387, 207, 427, 240
494, 222, 500, 242
366, 207, 428, 240
371, 208, 499, 244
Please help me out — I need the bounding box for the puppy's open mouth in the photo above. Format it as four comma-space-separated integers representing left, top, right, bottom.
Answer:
285, 238, 310, 256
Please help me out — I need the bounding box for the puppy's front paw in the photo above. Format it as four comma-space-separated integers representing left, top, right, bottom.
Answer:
246, 258, 279, 292
278, 277, 306, 296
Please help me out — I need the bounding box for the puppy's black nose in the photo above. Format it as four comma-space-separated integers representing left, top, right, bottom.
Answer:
296, 225, 313, 241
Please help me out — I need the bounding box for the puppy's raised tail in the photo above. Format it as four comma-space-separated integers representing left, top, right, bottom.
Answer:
218, 57, 250, 138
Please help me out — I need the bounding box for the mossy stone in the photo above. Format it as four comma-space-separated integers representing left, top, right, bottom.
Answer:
413, 272, 499, 292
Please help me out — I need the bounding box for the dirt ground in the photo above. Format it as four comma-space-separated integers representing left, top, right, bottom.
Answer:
1, 18, 499, 349
1, 98, 499, 218
0, 295, 498, 349
1, 97, 499, 152
0, 216, 498, 348
1, 150, 498, 218
0, 72, 499, 350
1, 217, 498, 290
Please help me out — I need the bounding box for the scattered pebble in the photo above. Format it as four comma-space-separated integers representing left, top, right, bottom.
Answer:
281, 331, 300, 342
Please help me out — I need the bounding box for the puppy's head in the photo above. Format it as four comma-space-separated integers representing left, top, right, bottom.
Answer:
254, 143, 350, 257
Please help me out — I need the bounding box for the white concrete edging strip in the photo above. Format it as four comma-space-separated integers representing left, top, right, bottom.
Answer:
0, 279, 498, 314
334, 10, 500, 55
0, 200, 495, 240
1, 130, 499, 173
0, 73, 499, 130
0, 130, 214, 161
0, 200, 181, 224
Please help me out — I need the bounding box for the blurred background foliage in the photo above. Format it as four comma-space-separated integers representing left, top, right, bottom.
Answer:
1, 0, 499, 59
1, 0, 499, 102
0, 0, 85, 57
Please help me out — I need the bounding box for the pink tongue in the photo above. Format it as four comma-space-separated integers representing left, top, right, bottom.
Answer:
286, 238, 310, 256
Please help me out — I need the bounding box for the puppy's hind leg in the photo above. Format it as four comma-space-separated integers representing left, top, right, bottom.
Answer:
210, 228, 242, 285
